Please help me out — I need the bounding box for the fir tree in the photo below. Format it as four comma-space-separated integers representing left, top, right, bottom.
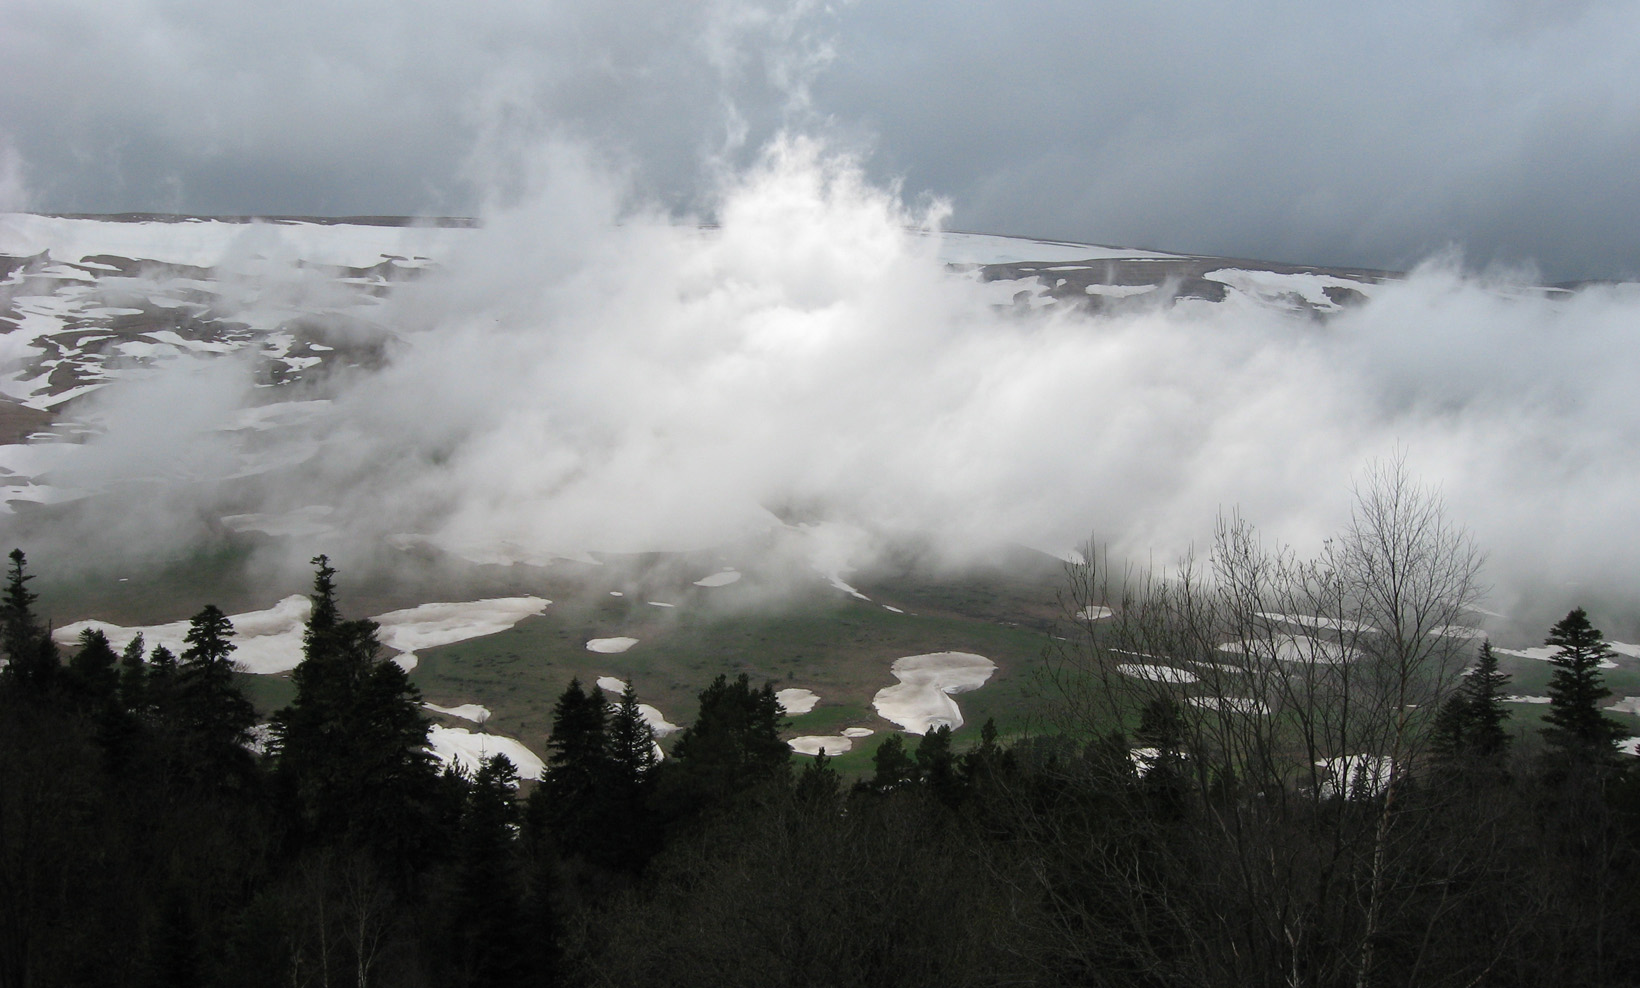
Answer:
117, 632, 147, 712
915, 725, 962, 805
67, 627, 120, 704
1541, 608, 1629, 762
667, 673, 790, 802
1465, 640, 1513, 758
0, 548, 58, 692
271, 557, 439, 855
607, 682, 659, 788
450, 755, 526, 988
868, 733, 917, 792
542, 679, 611, 808
795, 749, 841, 807
178, 605, 256, 750
1431, 640, 1514, 764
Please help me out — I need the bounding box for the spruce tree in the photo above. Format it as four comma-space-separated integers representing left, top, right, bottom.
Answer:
118, 632, 147, 712
667, 673, 790, 803
915, 725, 962, 805
170, 605, 258, 785
795, 749, 841, 807
607, 682, 659, 787
1541, 608, 1629, 762
68, 627, 120, 704
1431, 640, 1513, 764
537, 679, 611, 858
450, 754, 526, 988
1463, 640, 1513, 759
868, 733, 917, 792
0, 548, 58, 692
271, 557, 438, 855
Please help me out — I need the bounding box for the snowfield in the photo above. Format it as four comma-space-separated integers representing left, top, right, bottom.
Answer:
776, 688, 820, 714
872, 651, 997, 735
426, 725, 544, 782
424, 702, 492, 723
54, 595, 550, 674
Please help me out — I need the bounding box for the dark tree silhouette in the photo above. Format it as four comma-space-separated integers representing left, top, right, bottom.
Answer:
666, 673, 789, 805
1541, 608, 1629, 762
0, 548, 58, 692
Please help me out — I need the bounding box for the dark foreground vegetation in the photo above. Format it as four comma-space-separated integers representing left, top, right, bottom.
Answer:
4, 518, 1640, 987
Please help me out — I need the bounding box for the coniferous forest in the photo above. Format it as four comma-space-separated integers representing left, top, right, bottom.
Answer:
4, 527, 1640, 987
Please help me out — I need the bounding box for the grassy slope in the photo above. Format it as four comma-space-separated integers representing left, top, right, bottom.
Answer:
408, 554, 1069, 773
35, 538, 1640, 776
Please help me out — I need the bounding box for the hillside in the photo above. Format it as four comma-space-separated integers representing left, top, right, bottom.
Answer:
5, 213, 1637, 774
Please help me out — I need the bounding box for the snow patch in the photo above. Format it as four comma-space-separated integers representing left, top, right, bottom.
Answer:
1117, 663, 1198, 684
872, 651, 996, 735
374, 597, 550, 669
586, 636, 639, 654
1316, 755, 1395, 799
693, 569, 742, 587
426, 725, 544, 782
775, 687, 819, 714
1493, 645, 1619, 669
1188, 696, 1269, 715
790, 735, 853, 756
424, 702, 492, 724
1218, 635, 1355, 665
1257, 612, 1376, 634
55, 594, 311, 675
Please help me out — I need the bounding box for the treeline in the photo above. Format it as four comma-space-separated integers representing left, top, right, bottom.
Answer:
5, 547, 1640, 987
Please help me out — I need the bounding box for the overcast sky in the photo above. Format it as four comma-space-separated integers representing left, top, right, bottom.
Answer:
3, 0, 1638, 280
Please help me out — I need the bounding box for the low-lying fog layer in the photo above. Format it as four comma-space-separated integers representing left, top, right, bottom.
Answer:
4, 134, 1640, 628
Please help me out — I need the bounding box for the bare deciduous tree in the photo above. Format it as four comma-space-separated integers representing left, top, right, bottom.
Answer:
1036, 456, 1488, 987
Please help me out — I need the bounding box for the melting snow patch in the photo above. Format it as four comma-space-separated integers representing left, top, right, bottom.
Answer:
374, 597, 550, 670
1219, 635, 1355, 664
883, 605, 903, 614
221, 505, 336, 538
1620, 738, 1640, 757
595, 677, 681, 738
790, 736, 853, 756
1606, 697, 1640, 715
694, 569, 742, 587
1117, 663, 1198, 684
1077, 606, 1113, 621
1434, 625, 1487, 640
425, 702, 491, 724
841, 727, 875, 738
55, 595, 311, 675
1316, 755, 1395, 799
647, 601, 676, 608
1504, 695, 1552, 704
1257, 612, 1376, 633
776, 688, 820, 714
426, 726, 544, 782
1494, 645, 1619, 670
1188, 696, 1269, 715
1083, 284, 1158, 298
872, 651, 997, 735
587, 637, 639, 654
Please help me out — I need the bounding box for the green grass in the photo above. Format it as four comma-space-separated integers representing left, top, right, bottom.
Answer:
410, 578, 1058, 758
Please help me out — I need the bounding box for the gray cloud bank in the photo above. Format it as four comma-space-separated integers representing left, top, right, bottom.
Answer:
4, 1, 1640, 279
11, 135, 1640, 633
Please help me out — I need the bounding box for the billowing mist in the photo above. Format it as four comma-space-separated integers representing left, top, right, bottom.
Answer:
10, 131, 1640, 632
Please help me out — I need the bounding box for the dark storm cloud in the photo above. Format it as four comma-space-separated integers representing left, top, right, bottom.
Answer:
2, 0, 1639, 278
